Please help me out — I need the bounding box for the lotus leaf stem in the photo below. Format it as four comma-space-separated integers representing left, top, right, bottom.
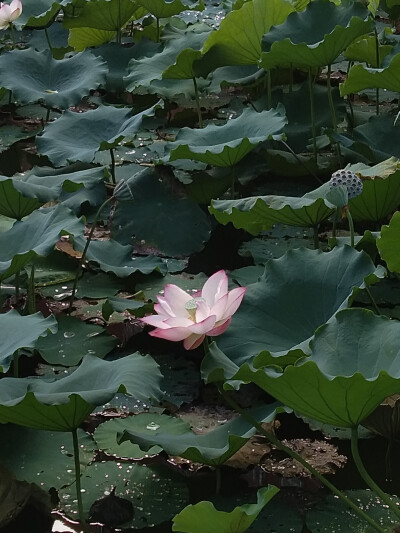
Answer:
44, 28, 53, 51
374, 27, 380, 116
365, 286, 380, 315
192, 77, 203, 128
218, 387, 387, 533
10, 23, 15, 49
15, 270, 20, 300
345, 206, 355, 247
351, 427, 400, 521
25, 264, 36, 315
68, 196, 114, 310
156, 17, 160, 43
72, 428, 90, 533
313, 225, 320, 250
110, 149, 116, 184
308, 68, 317, 163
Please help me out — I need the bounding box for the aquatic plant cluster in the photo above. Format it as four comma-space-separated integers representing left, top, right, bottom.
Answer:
2, 0, 400, 531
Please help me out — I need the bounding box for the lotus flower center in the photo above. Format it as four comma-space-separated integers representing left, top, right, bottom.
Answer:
185, 297, 205, 321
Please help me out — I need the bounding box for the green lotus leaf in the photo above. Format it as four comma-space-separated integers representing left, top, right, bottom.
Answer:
0, 49, 107, 109
110, 168, 211, 256
13, 164, 107, 203
164, 106, 287, 167
137, 0, 203, 18
35, 315, 118, 366
341, 47, 400, 95
347, 164, 400, 223
172, 486, 279, 533
124, 31, 208, 90
0, 176, 42, 220
68, 27, 116, 51
344, 114, 400, 162
230, 309, 400, 428
0, 426, 95, 489
215, 246, 385, 366
344, 36, 392, 68
94, 413, 191, 459
199, 0, 294, 75
0, 123, 42, 154
93, 40, 161, 92
63, 0, 140, 30
72, 235, 184, 276
60, 462, 188, 526
0, 311, 57, 373
209, 182, 336, 234
118, 403, 288, 466
0, 205, 84, 282
0, 353, 163, 431
15, 0, 61, 29
36, 103, 159, 166
260, 0, 372, 69
377, 211, 400, 273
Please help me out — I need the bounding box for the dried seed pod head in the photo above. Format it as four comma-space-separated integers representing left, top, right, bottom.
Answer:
329, 169, 363, 199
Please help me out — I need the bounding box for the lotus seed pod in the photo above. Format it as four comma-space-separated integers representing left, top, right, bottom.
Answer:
329, 169, 363, 199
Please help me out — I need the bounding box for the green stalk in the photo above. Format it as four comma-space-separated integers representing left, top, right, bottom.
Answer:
156, 17, 160, 43
46, 107, 51, 123
374, 27, 380, 116
72, 428, 90, 533
15, 270, 20, 300
326, 64, 337, 131
308, 68, 317, 163
68, 197, 113, 310
44, 28, 53, 51
351, 427, 400, 521
331, 206, 341, 239
218, 387, 387, 533
110, 149, 116, 184
365, 286, 380, 315
345, 206, 355, 247
25, 264, 36, 315
193, 77, 203, 128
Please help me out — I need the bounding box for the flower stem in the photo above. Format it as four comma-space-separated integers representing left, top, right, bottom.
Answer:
218, 387, 387, 533
351, 427, 400, 521
193, 77, 203, 128
68, 197, 114, 310
345, 206, 355, 247
110, 148, 116, 184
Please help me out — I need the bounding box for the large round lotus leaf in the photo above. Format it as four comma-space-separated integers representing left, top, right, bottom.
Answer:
215, 246, 385, 365
341, 47, 400, 95
68, 27, 116, 51
0, 176, 42, 220
35, 315, 117, 366
94, 413, 191, 459
0, 311, 57, 373
124, 32, 207, 90
59, 461, 189, 527
231, 309, 400, 428
0, 205, 84, 282
119, 403, 288, 466
377, 211, 400, 273
348, 169, 400, 223
349, 114, 400, 161
344, 35, 392, 68
93, 40, 161, 92
9, 165, 106, 204
306, 489, 400, 532
164, 106, 287, 167
198, 0, 294, 75
36, 103, 158, 166
72, 235, 183, 276
110, 167, 211, 256
0, 49, 107, 109
0, 426, 95, 490
15, 0, 61, 29
0, 353, 163, 431
209, 182, 336, 234
163, 32, 211, 80
62, 0, 140, 31
260, 0, 371, 69
172, 486, 279, 533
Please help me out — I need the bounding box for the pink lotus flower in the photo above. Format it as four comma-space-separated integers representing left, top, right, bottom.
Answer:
141, 270, 246, 350
0, 0, 22, 29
